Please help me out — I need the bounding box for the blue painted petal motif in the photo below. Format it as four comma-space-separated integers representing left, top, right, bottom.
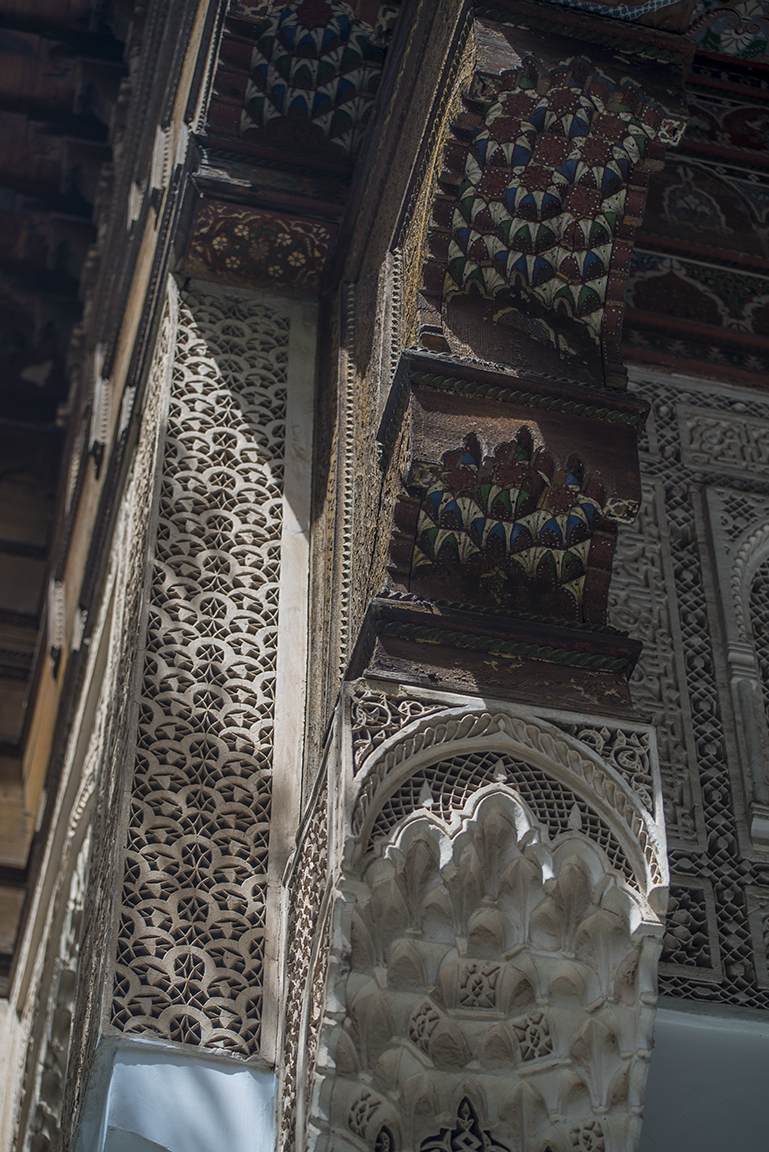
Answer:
511, 253, 529, 282
519, 193, 538, 216
556, 158, 579, 182
505, 188, 519, 213
541, 191, 562, 217
541, 517, 563, 545
583, 251, 604, 277
532, 256, 553, 285
569, 116, 590, 137
567, 513, 584, 541
580, 502, 596, 528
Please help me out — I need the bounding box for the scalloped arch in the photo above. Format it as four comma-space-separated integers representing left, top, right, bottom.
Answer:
350, 705, 667, 904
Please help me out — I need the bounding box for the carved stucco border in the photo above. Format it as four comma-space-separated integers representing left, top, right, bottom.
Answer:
704, 487, 769, 848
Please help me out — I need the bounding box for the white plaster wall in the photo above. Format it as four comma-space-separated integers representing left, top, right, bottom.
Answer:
641, 997, 769, 1151
75, 1038, 275, 1152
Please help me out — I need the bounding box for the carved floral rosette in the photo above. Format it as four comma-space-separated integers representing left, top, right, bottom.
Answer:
293, 690, 668, 1152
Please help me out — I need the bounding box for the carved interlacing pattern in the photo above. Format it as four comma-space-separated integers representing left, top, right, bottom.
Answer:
22, 835, 90, 1152
62, 289, 178, 1146
608, 482, 699, 846
350, 685, 444, 771
612, 376, 769, 1006
678, 405, 769, 478
750, 556, 769, 725
552, 722, 654, 811
111, 288, 288, 1054
281, 780, 328, 1152
311, 789, 662, 1152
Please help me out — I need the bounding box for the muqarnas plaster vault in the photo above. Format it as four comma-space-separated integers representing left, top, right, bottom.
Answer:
283, 695, 668, 1152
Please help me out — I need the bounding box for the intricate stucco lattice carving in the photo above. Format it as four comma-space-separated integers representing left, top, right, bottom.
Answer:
111, 287, 288, 1055
745, 887, 769, 989
369, 750, 637, 886
281, 777, 328, 1152
702, 486, 769, 844
608, 481, 701, 848
285, 696, 667, 1152
552, 722, 654, 811
312, 786, 664, 1152
63, 286, 179, 1146
735, 521, 769, 643
615, 373, 769, 1008
659, 878, 721, 983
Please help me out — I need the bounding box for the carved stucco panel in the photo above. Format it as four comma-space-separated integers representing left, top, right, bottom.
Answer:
678, 404, 769, 479
350, 705, 667, 900
111, 287, 290, 1055
626, 368, 769, 1007
61, 284, 180, 1147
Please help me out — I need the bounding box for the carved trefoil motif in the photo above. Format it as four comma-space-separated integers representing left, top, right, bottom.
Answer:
290, 693, 668, 1152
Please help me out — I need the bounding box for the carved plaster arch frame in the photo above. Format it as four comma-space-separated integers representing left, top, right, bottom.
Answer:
299, 693, 669, 1152
347, 703, 668, 910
